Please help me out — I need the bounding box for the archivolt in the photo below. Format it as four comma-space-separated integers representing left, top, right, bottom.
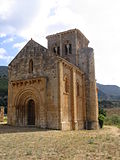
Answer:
14, 87, 41, 108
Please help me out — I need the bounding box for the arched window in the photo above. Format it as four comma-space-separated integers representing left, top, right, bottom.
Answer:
69, 44, 72, 54
53, 46, 60, 55
29, 59, 33, 73
57, 46, 60, 55
64, 76, 69, 93
53, 46, 57, 53
65, 42, 72, 55
76, 82, 79, 96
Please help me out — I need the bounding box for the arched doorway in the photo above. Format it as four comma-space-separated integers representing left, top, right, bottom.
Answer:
27, 99, 35, 125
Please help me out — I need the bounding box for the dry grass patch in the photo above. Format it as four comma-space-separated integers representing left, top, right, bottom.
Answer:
0, 125, 119, 160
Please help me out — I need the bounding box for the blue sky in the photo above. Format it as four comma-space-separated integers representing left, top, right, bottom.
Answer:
0, 0, 120, 86
0, 34, 26, 65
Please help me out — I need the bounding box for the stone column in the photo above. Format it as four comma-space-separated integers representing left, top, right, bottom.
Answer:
72, 68, 78, 130
58, 61, 63, 129
82, 74, 86, 128
86, 50, 98, 129
59, 61, 72, 130
79, 48, 98, 129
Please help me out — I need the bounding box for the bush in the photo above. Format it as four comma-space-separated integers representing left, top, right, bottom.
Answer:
98, 107, 106, 128
104, 115, 120, 127
99, 107, 106, 117
98, 114, 105, 128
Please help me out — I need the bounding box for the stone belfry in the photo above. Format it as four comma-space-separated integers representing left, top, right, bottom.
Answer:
46, 29, 98, 129
46, 29, 89, 66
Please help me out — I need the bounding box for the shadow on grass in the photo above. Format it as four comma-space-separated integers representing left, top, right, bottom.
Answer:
0, 123, 57, 134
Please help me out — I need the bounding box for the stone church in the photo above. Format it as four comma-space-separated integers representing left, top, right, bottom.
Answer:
8, 29, 98, 130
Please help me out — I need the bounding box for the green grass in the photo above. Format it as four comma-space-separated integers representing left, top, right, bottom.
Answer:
104, 108, 120, 128
104, 114, 120, 128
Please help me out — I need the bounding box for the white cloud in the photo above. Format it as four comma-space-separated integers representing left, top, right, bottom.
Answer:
13, 41, 27, 50
0, 0, 15, 19
0, 0, 41, 35
0, 48, 6, 55
0, 0, 120, 86
0, 47, 13, 63
1, 37, 14, 44
0, 33, 6, 38
0, 48, 7, 59
5, 55, 14, 63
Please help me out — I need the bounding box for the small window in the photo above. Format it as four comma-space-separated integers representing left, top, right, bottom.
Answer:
57, 46, 60, 55
29, 59, 33, 73
77, 82, 79, 96
53, 46, 60, 55
65, 43, 72, 55
34, 47, 36, 53
64, 77, 69, 93
53, 47, 56, 53
69, 44, 72, 54
65, 45, 68, 55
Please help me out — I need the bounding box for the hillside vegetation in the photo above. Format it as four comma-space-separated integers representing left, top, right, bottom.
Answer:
0, 66, 8, 78
0, 78, 8, 96
0, 66, 8, 111
0, 66, 8, 96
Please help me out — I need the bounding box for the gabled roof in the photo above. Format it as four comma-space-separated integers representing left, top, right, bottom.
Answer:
9, 39, 47, 66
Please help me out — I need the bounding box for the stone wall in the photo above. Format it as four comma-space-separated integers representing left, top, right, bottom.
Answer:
58, 60, 86, 130
47, 29, 98, 129
8, 40, 60, 129
78, 48, 98, 129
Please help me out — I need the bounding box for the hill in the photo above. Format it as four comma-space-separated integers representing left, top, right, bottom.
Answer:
0, 66, 8, 78
0, 78, 8, 96
0, 66, 8, 110
97, 83, 120, 101
0, 66, 8, 96
97, 83, 120, 97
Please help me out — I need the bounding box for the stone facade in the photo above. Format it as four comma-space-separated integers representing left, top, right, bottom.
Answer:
8, 29, 98, 130
0, 106, 4, 122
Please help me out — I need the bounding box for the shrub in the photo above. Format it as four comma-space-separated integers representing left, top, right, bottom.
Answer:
99, 107, 106, 117
98, 114, 105, 128
98, 107, 106, 128
104, 114, 120, 127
